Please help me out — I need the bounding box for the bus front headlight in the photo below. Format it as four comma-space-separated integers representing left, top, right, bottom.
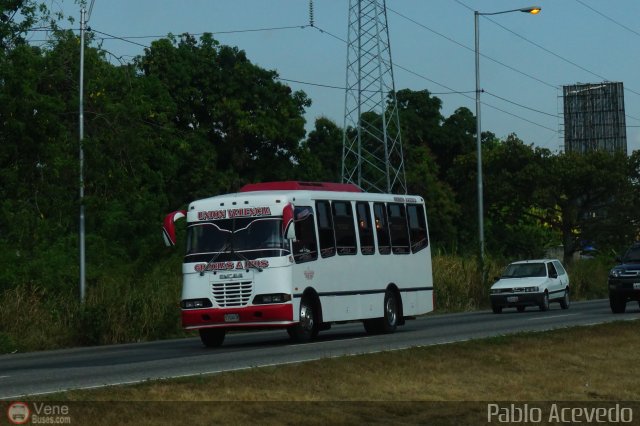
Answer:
253, 294, 292, 304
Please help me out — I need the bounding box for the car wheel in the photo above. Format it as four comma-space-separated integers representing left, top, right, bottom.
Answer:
287, 297, 318, 342
517, 306, 526, 313
609, 292, 626, 314
559, 288, 570, 310
539, 292, 550, 311
199, 328, 226, 348
492, 305, 502, 314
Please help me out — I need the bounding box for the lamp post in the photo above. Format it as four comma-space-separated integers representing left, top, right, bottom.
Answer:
79, 6, 86, 303
474, 6, 541, 261
79, 0, 95, 303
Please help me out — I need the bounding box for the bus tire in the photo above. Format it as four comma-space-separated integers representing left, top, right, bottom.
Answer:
287, 296, 317, 342
364, 289, 400, 334
199, 328, 226, 348
381, 289, 399, 333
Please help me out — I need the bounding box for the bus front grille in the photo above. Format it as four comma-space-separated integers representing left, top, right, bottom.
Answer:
211, 281, 253, 307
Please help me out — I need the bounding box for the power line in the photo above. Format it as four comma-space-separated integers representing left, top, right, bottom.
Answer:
91, 29, 150, 49
277, 76, 475, 95
454, 0, 640, 129
92, 24, 311, 42
30, 20, 563, 135
454, 0, 640, 99
484, 91, 558, 118
387, 6, 557, 91
30, 23, 312, 48
574, 0, 640, 39
313, 25, 558, 134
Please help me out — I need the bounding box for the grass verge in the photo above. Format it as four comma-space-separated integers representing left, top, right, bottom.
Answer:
21, 320, 640, 425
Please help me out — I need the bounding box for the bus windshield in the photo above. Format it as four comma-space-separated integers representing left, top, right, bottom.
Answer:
185, 217, 289, 262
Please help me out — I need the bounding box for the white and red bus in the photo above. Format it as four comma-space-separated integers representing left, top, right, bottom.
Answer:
163, 181, 433, 347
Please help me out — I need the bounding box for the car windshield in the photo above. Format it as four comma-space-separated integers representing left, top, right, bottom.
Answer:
623, 247, 640, 263
501, 263, 547, 278
185, 217, 289, 262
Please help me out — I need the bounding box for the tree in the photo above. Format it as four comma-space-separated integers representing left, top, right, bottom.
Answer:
297, 116, 343, 182
529, 150, 633, 264
137, 33, 310, 192
0, 1, 54, 53
437, 107, 476, 178
395, 89, 460, 248
481, 135, 556, 258
447, 134, 557, 258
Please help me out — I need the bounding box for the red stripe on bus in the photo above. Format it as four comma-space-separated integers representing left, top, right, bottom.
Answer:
181, 304, 294, 328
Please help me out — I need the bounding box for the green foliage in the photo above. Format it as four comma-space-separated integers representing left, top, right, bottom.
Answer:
0, 255, 184, 353
528, 150, 635, 264
1, 11, 638, 352
297, 116, 343, 181
432, 255, 503, 311
565, 257, 612, 300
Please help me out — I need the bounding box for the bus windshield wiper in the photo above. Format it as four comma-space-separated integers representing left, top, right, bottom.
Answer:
229, 218, 263, 272
199, 240, 230, 276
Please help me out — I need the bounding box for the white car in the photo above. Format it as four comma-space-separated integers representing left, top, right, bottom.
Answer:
490, 259, 570, 313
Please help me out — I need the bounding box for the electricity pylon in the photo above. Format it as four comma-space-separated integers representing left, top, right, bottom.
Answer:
342, 0, 406, 194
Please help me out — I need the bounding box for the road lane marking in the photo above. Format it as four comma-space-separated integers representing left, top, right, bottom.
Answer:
528, 313, 579, 321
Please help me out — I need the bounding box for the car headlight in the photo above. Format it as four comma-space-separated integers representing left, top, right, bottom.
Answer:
609, 268, 624, 278
490, 288, 501, 294
524, 286, 539, 293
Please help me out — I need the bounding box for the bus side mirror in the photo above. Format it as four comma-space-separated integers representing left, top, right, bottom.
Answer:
163, 210, 186, 247
282, 203, 296, 240
285, 225, 297, 241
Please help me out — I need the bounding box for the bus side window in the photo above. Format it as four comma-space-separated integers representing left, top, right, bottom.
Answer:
373, 202, 391, 255
356, 202, 374, 255
407, 204, 428, 253
315, 200, 336, 258
332, 201, 356, 255
292, 206, 318, 264
388, 203, 410, 254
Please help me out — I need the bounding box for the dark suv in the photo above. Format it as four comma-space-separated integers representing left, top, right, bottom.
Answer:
608, 243, 640, 313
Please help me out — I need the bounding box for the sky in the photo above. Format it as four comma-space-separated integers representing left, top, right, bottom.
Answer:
42, 0, 640, 154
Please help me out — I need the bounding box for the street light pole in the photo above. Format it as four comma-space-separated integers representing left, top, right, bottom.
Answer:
79, 7, 86, 303
78, 1, 94, 303
474, 10, 483, 261
474, 6, 541, 262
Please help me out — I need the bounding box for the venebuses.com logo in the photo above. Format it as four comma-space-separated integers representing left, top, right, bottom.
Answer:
6, 401, 72, 424
7, 402, 30, 425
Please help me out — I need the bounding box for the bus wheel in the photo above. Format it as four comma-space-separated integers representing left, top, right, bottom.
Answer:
287, 297, 317, 342
364, 290, 399, 334
199, 328, 226, 348
381, 290, 398, 333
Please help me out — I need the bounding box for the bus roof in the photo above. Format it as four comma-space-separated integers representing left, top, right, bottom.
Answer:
239, 181, 363, 193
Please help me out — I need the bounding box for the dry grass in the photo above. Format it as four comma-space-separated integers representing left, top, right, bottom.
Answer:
432, 255, 504, 311
25, 320, 640, 425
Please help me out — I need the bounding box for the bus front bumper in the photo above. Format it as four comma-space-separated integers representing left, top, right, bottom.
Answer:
182, 303, 295, 330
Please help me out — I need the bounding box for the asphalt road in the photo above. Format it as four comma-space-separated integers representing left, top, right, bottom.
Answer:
1, 298, 638, 399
